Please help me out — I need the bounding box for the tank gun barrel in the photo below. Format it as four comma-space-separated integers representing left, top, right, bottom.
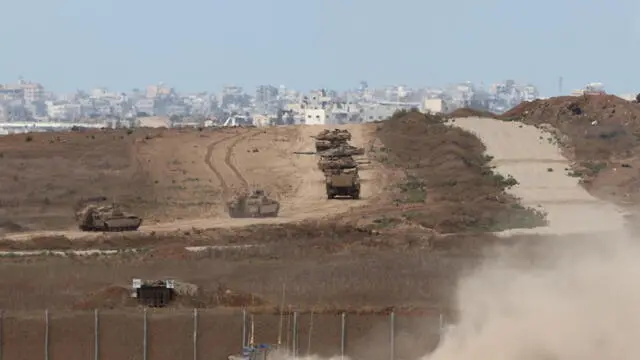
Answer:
293, 151, 317, 155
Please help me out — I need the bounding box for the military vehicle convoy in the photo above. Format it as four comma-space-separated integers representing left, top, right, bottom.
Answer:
71, 128, 366, 229
226, 189, 280, 218
317, 130, 363, 199
75, 197, 143, 232
294, 128, 365, 200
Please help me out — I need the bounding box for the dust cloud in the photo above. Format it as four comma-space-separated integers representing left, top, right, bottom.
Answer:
265, 230, 640, 360
267, 349, 351, 360
424, 229, 640, 360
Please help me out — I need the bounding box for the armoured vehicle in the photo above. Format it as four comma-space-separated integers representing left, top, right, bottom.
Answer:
295, 143, 365, 157
75, 197, 142, 231
325, 167, 360, 199
313, 139, 334, 152
318, 143, 365, 156
311, 129, 352, 152
226, 189, 280, 218
317, 155, 359, 171
312, 137, 351, 152
314, 128, 351, 141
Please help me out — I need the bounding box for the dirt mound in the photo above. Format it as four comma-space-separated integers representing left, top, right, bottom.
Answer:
449, 108, 497, 118
75, 285, 136, 310
373, 110, 546, 233
0, 220, 25, 233
501, 94, 640, 159
500, 95, 640, 203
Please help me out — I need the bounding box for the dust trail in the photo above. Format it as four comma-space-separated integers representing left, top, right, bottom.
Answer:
423, 229, 640, 360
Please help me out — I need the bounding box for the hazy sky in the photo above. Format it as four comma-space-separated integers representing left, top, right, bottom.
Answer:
2, 0, 638, 95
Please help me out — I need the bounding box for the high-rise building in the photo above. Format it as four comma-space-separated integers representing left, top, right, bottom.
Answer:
255, 85, 278, 104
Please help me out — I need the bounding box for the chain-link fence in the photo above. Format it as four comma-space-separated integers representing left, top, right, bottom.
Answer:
0, 309, 447, 360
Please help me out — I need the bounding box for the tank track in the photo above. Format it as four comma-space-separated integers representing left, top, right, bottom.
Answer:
227, 208, 279, 218
78, 224, 141, 232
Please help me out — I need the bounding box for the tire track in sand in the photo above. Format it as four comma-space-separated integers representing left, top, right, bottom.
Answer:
205, 128, 260, 199
2, 126, 386, 242
204, 130, 246, 198
223, 132, 254, 191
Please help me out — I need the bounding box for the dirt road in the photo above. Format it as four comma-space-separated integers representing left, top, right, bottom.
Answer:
451, 117, 627, 236
1, 124, 383, 242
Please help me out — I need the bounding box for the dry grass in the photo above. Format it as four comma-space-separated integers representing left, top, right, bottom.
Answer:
0, 129, 154, 231
371, 110, 546, 233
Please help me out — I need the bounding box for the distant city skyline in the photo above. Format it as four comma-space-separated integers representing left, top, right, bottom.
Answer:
0, 77, 542, 125
3, 0, 638, 97
1, 77, 541, 94
0, 77, 620, 99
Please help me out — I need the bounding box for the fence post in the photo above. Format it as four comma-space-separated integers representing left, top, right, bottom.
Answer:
0, 310, 3, 360
389, 311, 395, 360
143, 308, 148, 360
44, 309, 49, 360
340, 312, 346, 360
241, 308, 247, 349
285, 306, 291, 351
193, 309, 198, 360
292, 312, 298, 358
94, 309, 99, 360
306, 311, 314, 356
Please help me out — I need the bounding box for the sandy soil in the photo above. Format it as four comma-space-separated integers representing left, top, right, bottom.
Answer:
0, 124, 383, 241
451, 117, 627, 236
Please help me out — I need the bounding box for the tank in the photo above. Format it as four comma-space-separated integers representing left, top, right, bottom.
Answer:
314, 139, 333, 152
317, 155, 358, 171
311, 129, 352, 151
314, 128, 351, 142
226, 189, 280, 218
76, 200, 143, 232
325, 167, 360, 199
318, 143, 365, 157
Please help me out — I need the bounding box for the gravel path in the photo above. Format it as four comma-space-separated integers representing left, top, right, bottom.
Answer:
451, 117, 626, 236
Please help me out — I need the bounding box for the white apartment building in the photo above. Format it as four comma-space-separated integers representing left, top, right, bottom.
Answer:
303, 109, 327, 125
3, 80, 45, 103
423, 98, 446, 114
22, 82, 45, 102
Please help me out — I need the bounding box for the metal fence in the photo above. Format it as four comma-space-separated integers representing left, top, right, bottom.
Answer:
0, 309, 447, 360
